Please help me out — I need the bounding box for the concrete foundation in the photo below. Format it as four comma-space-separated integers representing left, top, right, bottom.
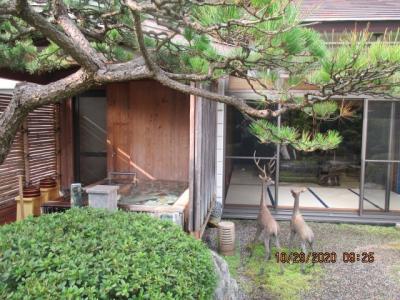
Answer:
86, 185, 119, 211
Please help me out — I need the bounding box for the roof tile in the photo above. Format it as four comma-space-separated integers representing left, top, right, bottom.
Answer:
300, 0, 400, 21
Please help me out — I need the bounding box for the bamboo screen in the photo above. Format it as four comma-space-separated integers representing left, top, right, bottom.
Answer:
0, 94, 24, 206
0, 93, 58, 205
26, 105, 58, 185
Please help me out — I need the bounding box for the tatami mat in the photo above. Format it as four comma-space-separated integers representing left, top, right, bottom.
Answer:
225, 184, 273, 206
307, 187, 359, 210
349, 188, 383, 211
229, 167, 260, 185
268, 186, 326, 208
388, 191, 400, 211
225, 169, 400, 211
352, 188, 400, 211
225, 184, 325, 208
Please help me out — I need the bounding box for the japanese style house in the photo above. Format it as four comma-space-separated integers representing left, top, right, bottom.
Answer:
220, 1, 400, 223
1, 1, 400, 227
0, 76, 217, 235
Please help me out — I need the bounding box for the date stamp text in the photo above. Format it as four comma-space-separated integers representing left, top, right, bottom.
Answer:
275, 251, 375, 264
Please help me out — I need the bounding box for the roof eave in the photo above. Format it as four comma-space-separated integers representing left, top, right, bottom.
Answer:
303, 18, 400, 22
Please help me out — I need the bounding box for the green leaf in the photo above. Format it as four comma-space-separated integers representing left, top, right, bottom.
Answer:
0, 209, 217, 299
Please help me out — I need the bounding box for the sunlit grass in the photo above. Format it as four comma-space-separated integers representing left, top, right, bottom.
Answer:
223, 244, 241, 278
224, 242, 322, 300
246, 244, 322, 300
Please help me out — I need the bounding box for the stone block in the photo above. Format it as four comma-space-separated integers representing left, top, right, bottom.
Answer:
86, 185, 119, 211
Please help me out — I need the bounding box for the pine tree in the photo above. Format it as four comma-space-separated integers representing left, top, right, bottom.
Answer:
0, 0, 400, 162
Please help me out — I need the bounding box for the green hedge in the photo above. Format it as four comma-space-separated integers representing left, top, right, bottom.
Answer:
0, 208, 216, 299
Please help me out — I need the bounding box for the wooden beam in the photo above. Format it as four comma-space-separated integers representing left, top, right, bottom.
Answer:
55, 104, 61, 187
17, 175, 25, 219
0, 66, 80, 84
199, 195, 216, 238
22, 121, 30, 184
59, 98, 74, 189
190, 230, 201, 239
188, 89, 196, 232
194, 89, 203, 231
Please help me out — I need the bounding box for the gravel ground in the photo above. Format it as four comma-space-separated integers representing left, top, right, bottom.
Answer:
203, 220, 400, 300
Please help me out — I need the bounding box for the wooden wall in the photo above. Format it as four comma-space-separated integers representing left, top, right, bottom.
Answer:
59, 98, 74, 190
188, 87, 217, 234
0, 201, 16, 225
107, 80, 190, 181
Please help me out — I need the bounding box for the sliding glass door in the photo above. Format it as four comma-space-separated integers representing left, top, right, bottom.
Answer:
361, 100, 400, 214
223, 97, 400, 216
224, 106, 277, 207
277, 100, 363, 210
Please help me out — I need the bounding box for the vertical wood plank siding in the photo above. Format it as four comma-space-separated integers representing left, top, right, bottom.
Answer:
107, 80, 190, 181
59, 98, 74, 190
190, 89, 217, 233
0, 93, 59, 224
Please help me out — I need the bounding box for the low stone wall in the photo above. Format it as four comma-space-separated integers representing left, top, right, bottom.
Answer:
212, 251, 239, 300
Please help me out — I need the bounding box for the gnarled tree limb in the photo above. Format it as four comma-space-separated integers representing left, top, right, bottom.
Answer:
51, 0, 106, 70
15, 0, 103, 72
1, 0, 400, 163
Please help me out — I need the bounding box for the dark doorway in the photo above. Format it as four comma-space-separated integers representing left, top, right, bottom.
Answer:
74, 91, 107, 186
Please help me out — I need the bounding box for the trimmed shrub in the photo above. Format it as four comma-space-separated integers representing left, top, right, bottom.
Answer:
0, 208, 216, 299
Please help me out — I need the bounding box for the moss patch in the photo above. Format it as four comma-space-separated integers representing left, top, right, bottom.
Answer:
382, 242, 400, 250
224, 241, 322, 300
223, 245, 241, 278
339, 224, 400, 237
244, 244, 322, 300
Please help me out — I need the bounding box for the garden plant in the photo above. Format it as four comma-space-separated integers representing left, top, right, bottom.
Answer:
1, 0, 400, 161
0, 208, 216, 299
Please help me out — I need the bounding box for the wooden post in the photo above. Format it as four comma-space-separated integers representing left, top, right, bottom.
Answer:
22, 120, 30, 184
188, 86, 196, 232
199, 195, 216, 238
18, 175, 25, 219
194, 90, 203, 232
55, 104, 61, 188
191, 231, 201, 239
